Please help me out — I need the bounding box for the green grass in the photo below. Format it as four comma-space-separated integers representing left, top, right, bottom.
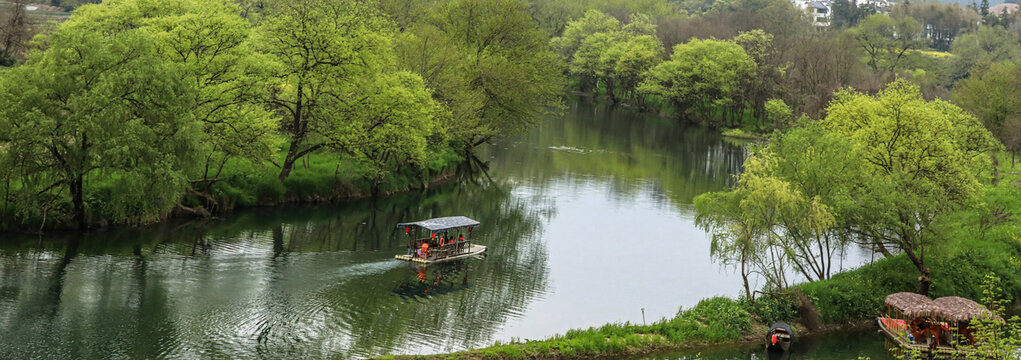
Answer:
203, 146, 463, 209
389, 297, 755, 360
720, 128, 765, 140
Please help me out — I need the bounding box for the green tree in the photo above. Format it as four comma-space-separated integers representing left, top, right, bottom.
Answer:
953, 62, 1021, 148
418, 0, 564, 151
0, 24, 201, 229
605, 34, 664, 105
950, 26, 1021, 80
255, 0, 392, 182
734, 29, 782, 127
890, 0, 978, 51
695, 190, 763, 300
571, 31, 621, 98
639, 38, 756, 123
764, 98, 793, 130
550, 9, 620, 61
823, 79, 1000, 295
334, 71, 443, 193
62, 0, 279, 202
550, 9, 620, 91
696, 123, 859, 295
559, 11, 664, 103
848, 13, 923, 74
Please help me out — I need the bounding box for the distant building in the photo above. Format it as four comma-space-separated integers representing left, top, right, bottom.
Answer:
790, 0, 891, 27
792, 0, 833, 26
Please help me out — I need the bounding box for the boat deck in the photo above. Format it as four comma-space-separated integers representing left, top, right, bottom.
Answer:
395, 244, 487, 264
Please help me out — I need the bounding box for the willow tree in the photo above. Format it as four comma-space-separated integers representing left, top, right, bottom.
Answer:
0, 26, 200, 229
419, 0, 564, 151
824, 80, 1000, 295
696, 122, 859, 296
61, 0, 279, 202
695, 190, 763, 300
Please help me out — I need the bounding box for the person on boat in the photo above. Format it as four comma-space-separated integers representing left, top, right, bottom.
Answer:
458, 234, 464, 242
420, 242, 429, 259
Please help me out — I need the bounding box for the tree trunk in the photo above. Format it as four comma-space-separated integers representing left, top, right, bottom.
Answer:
991, 153, 1000, 185
918, 273, 932, 295
278, 139, 302, 182
2, 173, 9, 224
741, 257, 752, 301
902, 245, 933, 295
70, 175, 85, 230
874, 240, 894, 257
605, 79, 617, 105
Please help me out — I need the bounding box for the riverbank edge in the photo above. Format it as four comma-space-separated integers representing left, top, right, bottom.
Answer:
375, 307, 875, 360
0, 166, 458, 234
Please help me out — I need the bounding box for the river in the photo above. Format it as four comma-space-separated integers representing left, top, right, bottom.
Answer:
0, 97, 880, 359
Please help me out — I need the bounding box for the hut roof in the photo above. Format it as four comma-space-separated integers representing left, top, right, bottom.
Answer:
885, 292, 943, 319
396, 216, 480, 232
933, 296, 1004, 322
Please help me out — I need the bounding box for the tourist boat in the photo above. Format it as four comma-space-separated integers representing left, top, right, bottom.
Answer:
765, 322, 794, 352
394, 216, 486, 264
876, 292, 1002, 357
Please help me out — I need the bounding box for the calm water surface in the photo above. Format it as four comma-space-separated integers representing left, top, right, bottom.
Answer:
0, 98, 879, 359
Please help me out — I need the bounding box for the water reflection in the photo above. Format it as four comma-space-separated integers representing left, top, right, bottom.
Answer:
0, 97, 761, 359
392, 261, 473, 300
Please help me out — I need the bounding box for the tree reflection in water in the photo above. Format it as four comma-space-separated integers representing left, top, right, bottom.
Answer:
0, 160, 550, 359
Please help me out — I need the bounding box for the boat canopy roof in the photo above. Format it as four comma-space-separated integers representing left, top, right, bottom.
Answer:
933, 296, 1004, 322
885, 292, 1004, 322
886, 292, 943, 319
397, 216, 480, 232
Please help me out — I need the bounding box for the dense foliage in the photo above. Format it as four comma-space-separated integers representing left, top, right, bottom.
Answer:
697, 80, 1000, 297
0, 0, 562, 230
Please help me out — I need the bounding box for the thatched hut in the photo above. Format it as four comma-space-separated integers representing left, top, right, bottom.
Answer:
885, 292, 943, 319
932, 296, 1004, 323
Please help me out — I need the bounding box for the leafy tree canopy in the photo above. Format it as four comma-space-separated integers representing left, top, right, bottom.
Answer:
639, 37, 756, 119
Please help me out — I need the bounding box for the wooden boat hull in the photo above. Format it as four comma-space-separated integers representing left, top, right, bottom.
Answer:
395, 244, 487, 264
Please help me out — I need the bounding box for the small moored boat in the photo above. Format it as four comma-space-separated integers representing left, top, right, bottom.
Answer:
765, 322, 794, 352
394, 216, 486, 264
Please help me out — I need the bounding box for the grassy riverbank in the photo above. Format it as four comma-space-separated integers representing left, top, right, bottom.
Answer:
383, 160, 1021, 360
0, 148, 464, 231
